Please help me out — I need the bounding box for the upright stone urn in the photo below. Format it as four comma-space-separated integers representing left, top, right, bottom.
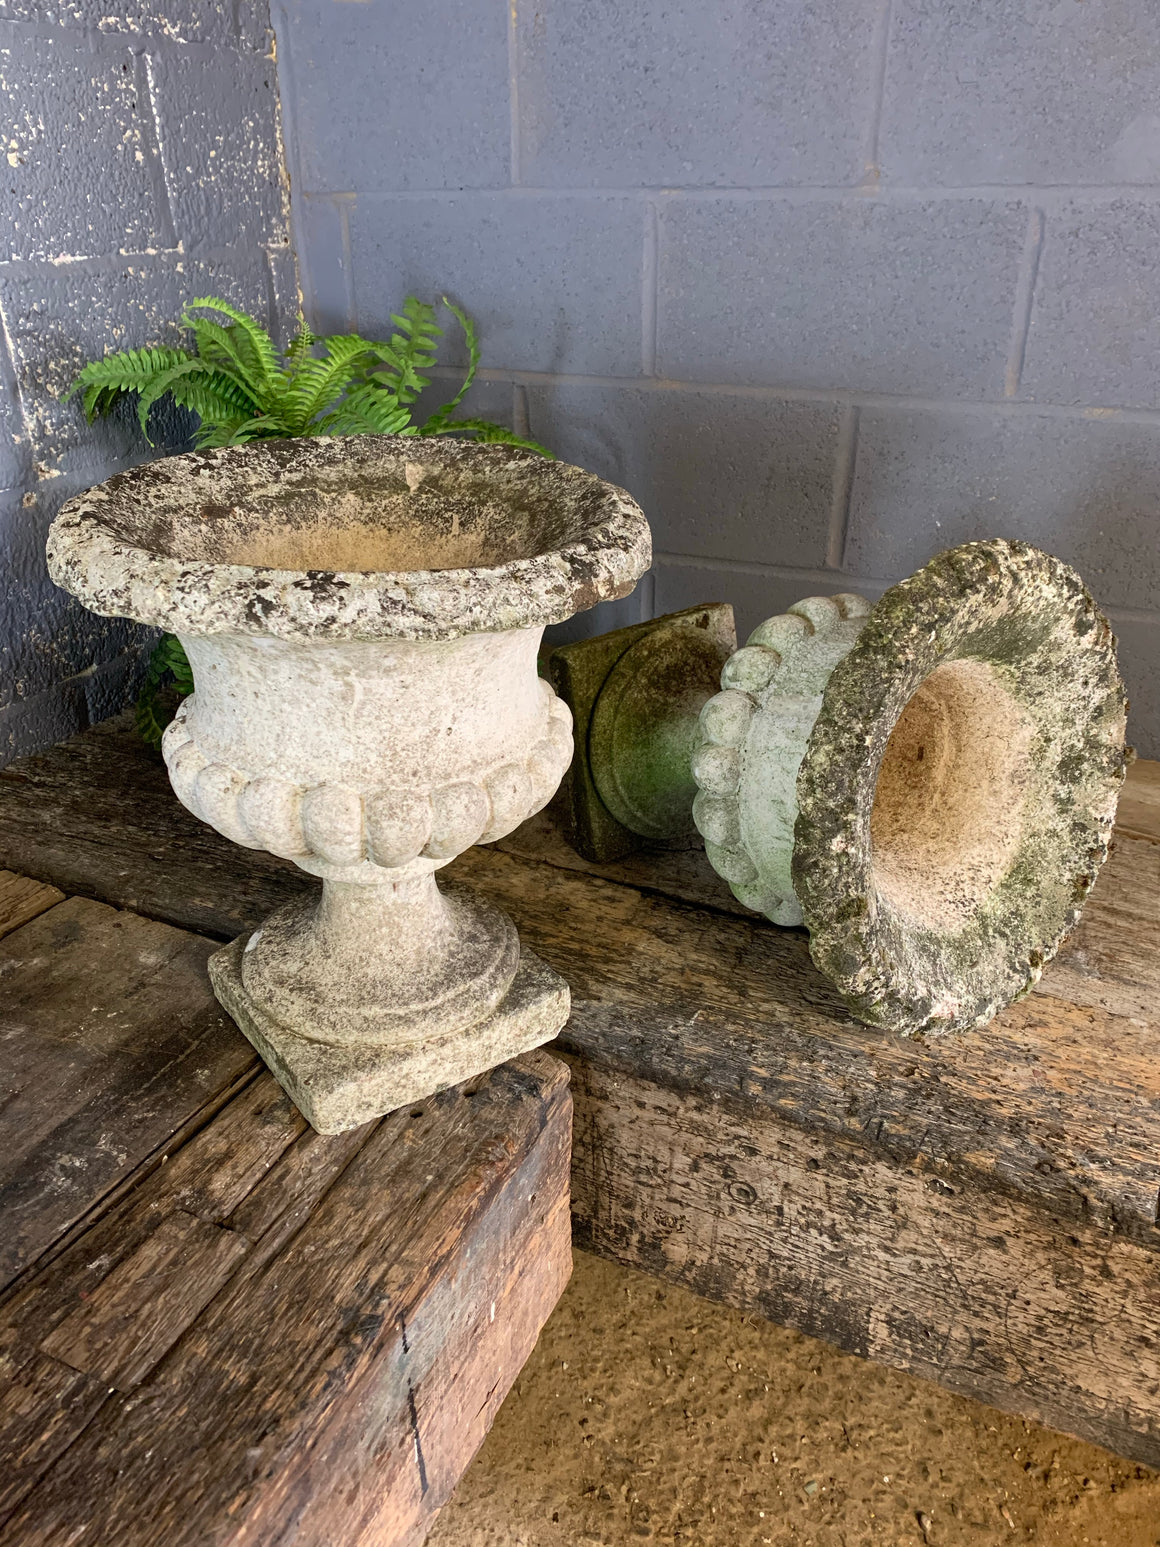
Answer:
47, 437, 651, 1131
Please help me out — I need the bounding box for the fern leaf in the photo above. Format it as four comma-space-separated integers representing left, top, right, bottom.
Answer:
67, 347, 193, 419
185, 297, 280, 389
424, 416, 554, 458
317, 382, 417, 437
282, 334, 381, 432
419, 299, 482, 434
136, 358, 258, 443
368, 297, 443, 406
136, 632, 193, 748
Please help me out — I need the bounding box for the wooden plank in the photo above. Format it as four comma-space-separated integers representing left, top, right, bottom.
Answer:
4, 1052, 572, 1547
567, 1054, 1160, 1470
1118, 756, 1160, 844
0, 898, 257, 1291
0, 872, 64, 941
0, 1354, 107, 1520
0, 717, 308, 941
39, 1211, 250, 1391
0, 1072, 306, 1378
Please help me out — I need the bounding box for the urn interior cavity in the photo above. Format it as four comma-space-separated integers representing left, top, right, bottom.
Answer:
118, 463, 599, 575
869, 658, 1035, 933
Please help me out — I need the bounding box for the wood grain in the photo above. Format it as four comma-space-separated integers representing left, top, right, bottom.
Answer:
1118, 757, 1160, 844
40, 1211, 250, 1390
3, 1052, 572, 1547
0, 872, 63, 941
0, 897, 257, 1291
568, 1055, 1160, 1469
0, 1354, 107, 1520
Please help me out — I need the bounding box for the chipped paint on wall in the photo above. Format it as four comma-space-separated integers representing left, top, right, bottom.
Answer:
0, 0, 298, 764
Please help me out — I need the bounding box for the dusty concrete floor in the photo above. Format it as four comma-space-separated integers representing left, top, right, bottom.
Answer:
428, 1251, 1160, 1547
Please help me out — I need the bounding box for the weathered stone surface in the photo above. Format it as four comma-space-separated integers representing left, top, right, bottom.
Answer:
795, 540, 1128, 1035
46, 436, 651, 641
46, 437, 651, 1128
693, 592, 872, 925
694, 540, 1128, 1036
211, 938, 569, 1134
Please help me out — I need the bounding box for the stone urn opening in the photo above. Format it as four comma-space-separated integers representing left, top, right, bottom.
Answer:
867, 656, 1035, 934
47, 436, 651, 1131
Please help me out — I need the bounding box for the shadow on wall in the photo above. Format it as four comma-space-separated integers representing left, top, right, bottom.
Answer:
534, 388, 1158, 754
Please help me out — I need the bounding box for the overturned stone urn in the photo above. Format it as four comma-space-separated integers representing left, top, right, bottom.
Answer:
558, 541, 1128, 1037
701, 541, 1129, 1034
47, 437, 651, 1131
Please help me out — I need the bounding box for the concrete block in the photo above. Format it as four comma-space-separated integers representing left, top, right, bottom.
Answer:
653, 557, 889, 646
0, 248, 273, 466
845, 406, 1160, 614
265, 241, 301, 347
293, 196, 350, 335
0, 28, 167, 263
525, 383, 840, 568
516, 0, 881, 188
1109, 614, 1160, 760
0, 481, 146, 714
270, 0, 509, 192
0, 2, 239, 45
1021, 201, 1160, 410
348, 196, 644, 377
657, 197, 1027, 398
0, 681, 91, 767
0, 380, 30, 490
0, 649, 144, 767
150, 47, 288, 251
881, 0, 1160, 185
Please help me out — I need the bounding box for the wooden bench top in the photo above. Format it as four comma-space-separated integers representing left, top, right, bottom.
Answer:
0, 718, 1157, 1472
0, 867, 572, 1545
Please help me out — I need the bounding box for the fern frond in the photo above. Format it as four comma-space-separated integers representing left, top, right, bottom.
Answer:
68, 348, 193, 420
282, 334, 380, 431
137, 358, 259, 443
419, 299, 481, 434
164, 368, 255, 426
136, 632, 194, 748
185, 297, 280, 390
366, 297, 443, 406
317, 383, 417, 438
423, 416, 554, 458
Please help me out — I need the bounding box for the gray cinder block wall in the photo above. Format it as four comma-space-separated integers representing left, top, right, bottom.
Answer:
271, 0, 1160, 756
0, 0, 295, 763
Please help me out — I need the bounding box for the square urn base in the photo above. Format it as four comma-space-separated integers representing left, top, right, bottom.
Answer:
209, 936, 571, 1134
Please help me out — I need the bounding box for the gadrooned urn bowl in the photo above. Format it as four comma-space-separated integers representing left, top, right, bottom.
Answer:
46, 436, 652, 1131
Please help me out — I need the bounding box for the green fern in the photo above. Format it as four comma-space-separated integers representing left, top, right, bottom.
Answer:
68, 294, 543, 453
69, 294, 552, 745
136, 633, 196, 750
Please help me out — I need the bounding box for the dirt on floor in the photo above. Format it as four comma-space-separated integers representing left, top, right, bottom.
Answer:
428, 1250, 1160, 1547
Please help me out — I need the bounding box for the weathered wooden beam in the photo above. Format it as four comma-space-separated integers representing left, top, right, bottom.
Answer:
0, 896, 257, 1289
0, 889, 573, 1544
1, 721, 1159, 1467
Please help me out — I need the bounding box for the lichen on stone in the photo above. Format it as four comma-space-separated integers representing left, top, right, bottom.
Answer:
792, 539, 1128, 1037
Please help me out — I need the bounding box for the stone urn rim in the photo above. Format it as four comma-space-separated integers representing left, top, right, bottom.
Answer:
45, 435, 651, 642
792, 539, 1127, 1035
